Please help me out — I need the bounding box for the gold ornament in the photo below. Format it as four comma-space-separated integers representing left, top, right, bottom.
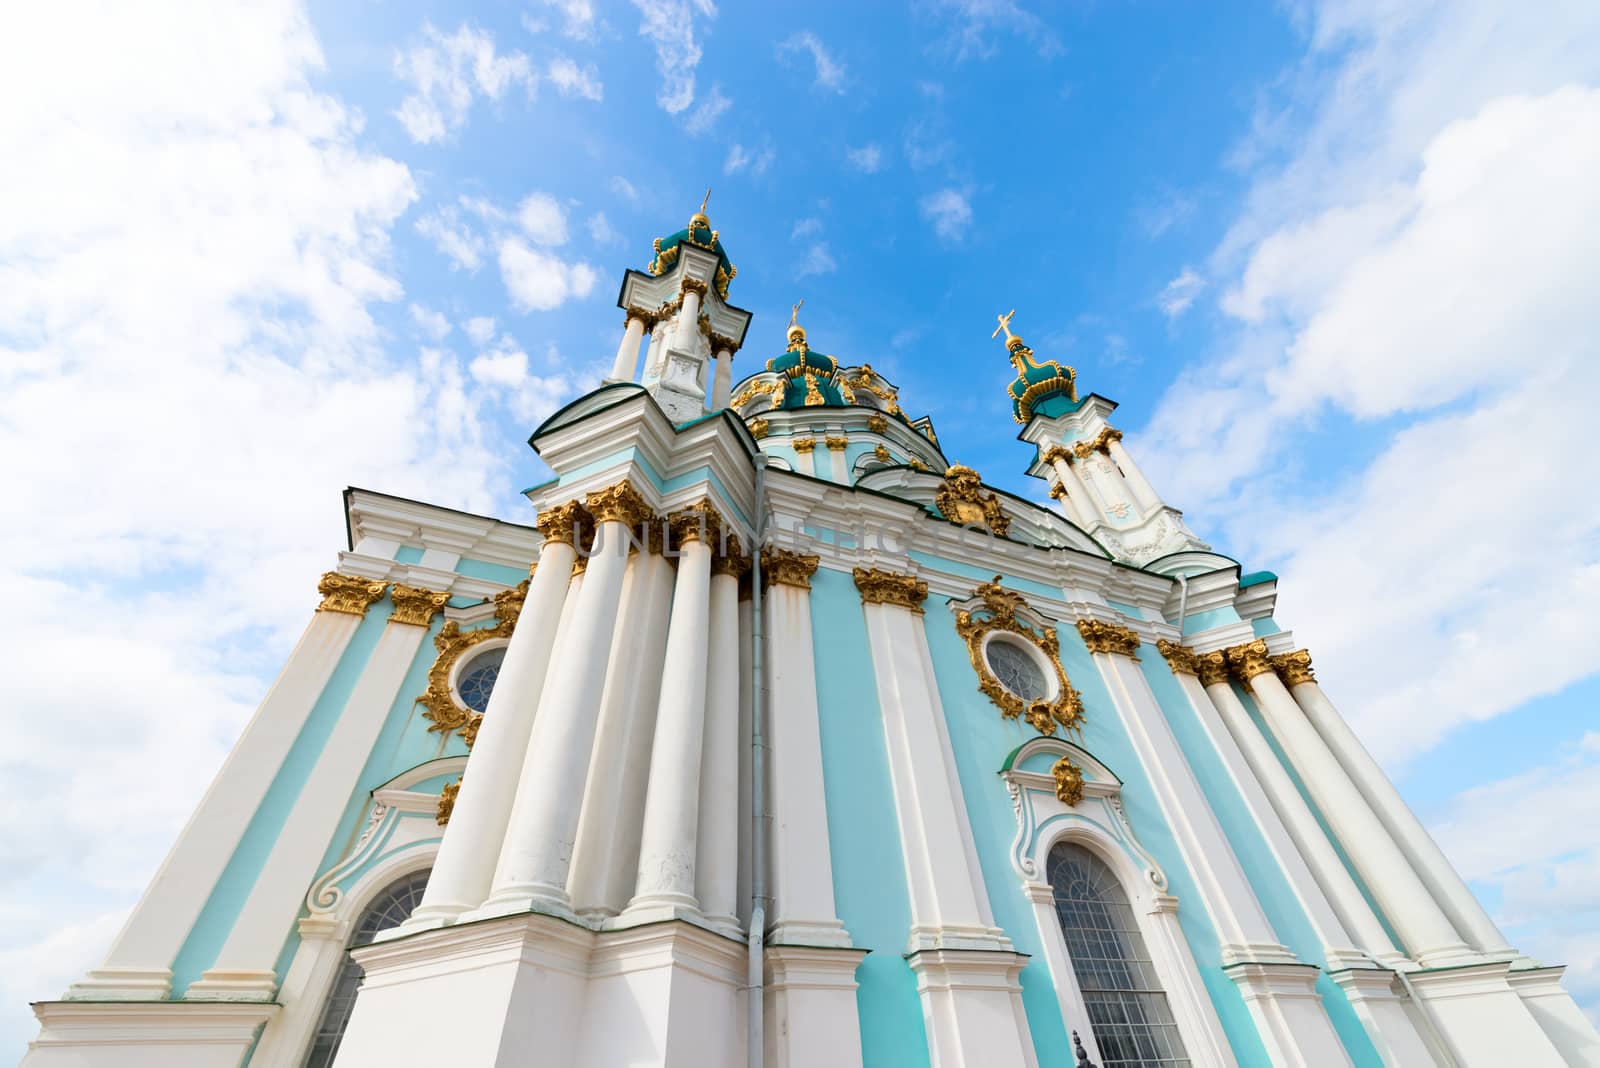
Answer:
825, 435, 849, 451
761, 548, 819, 589
389, 584, 450, 627
792, 437, 817, 454
1048, 482, 1067, 500
874, 444, 891, 462
317, 572, 388, 617
841, 364, 903, 416
1076, 619, 1141, 659
680, 275, 709, 298
710, 331, 741, 355
730, 378, 783, 410
955, 576, 1084, 736
1224, 639, 1274, 684
667, 499, 725, 548
1196, 650, 1230, 687
1271, 649, 1316, 687
537, 501, 586, 547
586, 481, 654, 527
1156, 639, 1199, 676
867, 413, 888, 433
1052, 756, 1085, 807
852, 567, 928, 613
415, 581, 526, 741
935, 465, 1011, 536
1041, 444, 1075, 467
748, 417, 769, 439
436, 777, 461, 825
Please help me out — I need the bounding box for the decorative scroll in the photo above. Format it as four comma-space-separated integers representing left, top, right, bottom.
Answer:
1224, 639, 1274, 684
955, 576, 1083, 736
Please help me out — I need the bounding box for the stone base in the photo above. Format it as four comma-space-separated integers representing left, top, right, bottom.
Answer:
764, 944, 869, 1068
1329, 966, 1445, 1066
908, 947, 1037, 1068
63, 967, 174, 1001
1507, 965, 1600, 1066
21, 1001, 276, 1068
1408, 960, 1570, 1067
331, 910, 747, 1068
1225, 960, 1355, 1066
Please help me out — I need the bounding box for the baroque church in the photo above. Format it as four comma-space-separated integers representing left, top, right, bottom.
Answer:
22, 204, 1600, 1067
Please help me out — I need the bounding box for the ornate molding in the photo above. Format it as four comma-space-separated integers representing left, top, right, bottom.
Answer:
852, 567, 928, 613
1052, 756, 1085, 807
680, 275, 709, 298
935, 464, 1010, 536
748, 417, 769, 439
668, 499, 725, 547
586, 480, 654, 527
955, 576, 1084, 737
730, 378, 782, 410
841, 364, 903, 416
824, 435, 849, 451
536, 501, 586, 547
1156, 638, 1199, 676
415, 584, 525, 742
1196, 650, 1230, 687
792, 437, 817, 454
389, 584, 450, 627
624, 306, 663, 331
1271, 649, 1316, 687
1041, 444, 1074, 467
761, 547, 819, 589
317, 572, 388, 617
867, 413, 888, 433
1075, 619, 1142, 659
1225, 639, 1274, 684
712, 538, 751, 578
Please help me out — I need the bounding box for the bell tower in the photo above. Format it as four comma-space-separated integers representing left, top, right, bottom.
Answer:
608, 193, 752, 422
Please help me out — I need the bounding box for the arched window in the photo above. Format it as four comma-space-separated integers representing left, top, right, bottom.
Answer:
302, 868, 431, 1068
1047, 843, 1191, 1067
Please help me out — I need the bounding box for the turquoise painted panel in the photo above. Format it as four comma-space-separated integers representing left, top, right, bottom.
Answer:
1138, 660, 1380, 1065
170, 602, 395, 993
1239, 571, 1277, 589
1250, 617, 1282, 637
552, 447, 754, 530
1182, 606, 1242, 635
455, 557, 527, 585
393, 545, 424, 564
808, 567, 930, 1068
904, 552, 1060, 601
1106, 599, 1144, 620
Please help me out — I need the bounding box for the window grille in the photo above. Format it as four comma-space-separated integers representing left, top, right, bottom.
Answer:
1048, 843, 1190, 1067
302, 868, 431, 1068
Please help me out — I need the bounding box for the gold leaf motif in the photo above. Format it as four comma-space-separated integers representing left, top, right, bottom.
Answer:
842, 363, 903, 416
852, 567, 928, 613
1196, 650, 1230, 687
1156, 639, 1199, 676
537, 501, 586, 547
389, 584, 450, 627
874, 444, 891, 462
1041, 444, 1074, 467
1224, 639, 1274, 684
586, 480, 654, 527
680, 275, 709, 297
415, 587, 523, 741
935, 465, 1011, 537
1076, 619, 1142, 659
316, 572, 388, 617
792, 437, 817, 454
667, 499, 725, 548
1052, 756, 1085, 807
436, 777, 461, 825
955, 576, 1084, 737
710, 331, 741, 355
867, 413, 888, 433
748, 417, 769, 439
760, 548, 819, 590
824, 435, 849, 451
1048, 481, 1067, 500
1271, 649, 1316, 687
731, 378, 783, 410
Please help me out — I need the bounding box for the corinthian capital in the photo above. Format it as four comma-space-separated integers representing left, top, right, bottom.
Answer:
1196, 650, 1230, 687
761, 547, 819, 589
317, 572, 388, 617
389, 584, 450, 627
667, 499, 725, 548
1224, 639, 1274, 683
536, 501, 586, 547
852, 567, 929, 612
1271, 649, 1316, 687
586, 480, 654, 527
1156, 639, 1199, 676
1075, 619, 1142, 659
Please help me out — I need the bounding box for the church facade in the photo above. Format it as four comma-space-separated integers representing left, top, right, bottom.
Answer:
22, 206, 1600, 1068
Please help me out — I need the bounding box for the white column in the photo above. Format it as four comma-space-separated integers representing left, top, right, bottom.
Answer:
1190, 653, 1406, 967
827, 440, 849, 483
674, 285, 702, 352
710, 347, 733, 409
189, 584, 448, 1000
1048, 455, 1096, 529
402, 509, 582, 932
695, 552, 745, 927
610, 314, 647, 382
1081, 622, 1351, 1067
1106, 436, 1162, 515
626, 514, 715, 916
65, 575, 383, 1000
477, 482, 649, 917
1282, 655, 1517, 959
1232, 641, 1476, 966
791, 440, 816, 477
567, 541, 674, 918
763, 550, 851, 948
735, 594, 754, 930
1081, 447, 1137, 516
855, 567, 1037, 1068
1066, 447, 1113, 521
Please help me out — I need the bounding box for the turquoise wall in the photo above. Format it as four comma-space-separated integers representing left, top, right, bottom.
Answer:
1138, 659, 1381, 1065
808, 567, 930, 1067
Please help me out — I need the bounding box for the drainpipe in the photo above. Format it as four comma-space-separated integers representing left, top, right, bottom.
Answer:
1366, 953, 1461, 1068
1175, 573, 1190, 634
747, 454, 769, 1067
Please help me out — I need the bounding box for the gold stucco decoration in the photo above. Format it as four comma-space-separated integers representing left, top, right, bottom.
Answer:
316, 572, 389, 617
824, 435, 848, 451
415, 580, 527, 743
760, 547, 820, 590
1076, 619, 1142, 659
586, 481, 654, 527
841, 364, 903, 416
1271, 649, 1316, 687
873, 444, 891, 463
1052, 756, 1085, 807
955, 576, 1084, 737
1196, 650, 1230, 687
730, 378, 783, 410
852, 567, 929, 613
935, 465, 1011, 536
792, 437, 817, 454
867, 413, 888, 433
389, 584, 450, 628
436, 777, 461, 825
536, 501, 586, 547
1225, 639, 1275, 685
1156, 639, 1199, 676
748, 417, 769, 439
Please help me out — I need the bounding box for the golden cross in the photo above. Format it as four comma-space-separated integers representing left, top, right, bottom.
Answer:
789, 298, 804, 329
700, 187, 712, 213
992, 309, 1017, 342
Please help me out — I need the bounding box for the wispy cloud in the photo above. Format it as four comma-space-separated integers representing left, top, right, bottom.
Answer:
415, 203, 488, 271
779, 31, 846, 92
847, 143, 885, 173
393, 22, 536, 143
534, 0, 599, 41
515, 192, 570, 246
587, 211, 623, 246
685, 82, 731, 135
409, 303, 452, 340
928, 0, 1061, 63
610, 175, 640, 203
919, 188, 972, 242
546, 56, 603, 101
724, 142, 775, 176
796, 243, 837, 278
630, 0, 717, 114
792, 217, 823, 239
1157, 267, 1203, 319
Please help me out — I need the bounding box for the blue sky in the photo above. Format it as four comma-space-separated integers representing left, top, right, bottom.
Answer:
3, 0, 1598, 1058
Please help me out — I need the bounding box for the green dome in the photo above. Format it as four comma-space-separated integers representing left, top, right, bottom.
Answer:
649, 211, 736, 298
1005, 336, 1078, 424
767, 328, 847, 407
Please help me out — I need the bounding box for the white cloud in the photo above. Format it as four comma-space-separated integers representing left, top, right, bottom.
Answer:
847, 143, 884, 173
630, 0, 717, 115
392, 22, 536, 143
515, 191, 570, 246
469, 345, 530, 388
1157, 267, 1203, 319
464, 315, 498, 344
724, 142, 775, 176
409, 303, 452, 340
930, 0, 1060, 62
415, 203, 487, 270
684, 82, 731, 135
796, 243, 837, 279
791, 217, 822, 239
547, 55, 603, 101
587, 211, 623, 246
919, 188, 972, 242
538, 0, 599, 40
610, 175, 640, 203
779, 31, 846, 93
498, 237, 599, 312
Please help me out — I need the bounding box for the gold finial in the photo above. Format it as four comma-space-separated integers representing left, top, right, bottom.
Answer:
993, 308, 1017, 344
701, 187, 712, 213
789, 299, 804, 330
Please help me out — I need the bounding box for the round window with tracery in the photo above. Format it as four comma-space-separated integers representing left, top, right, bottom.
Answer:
456, 647, 506, 713
986, 637, 1049, 701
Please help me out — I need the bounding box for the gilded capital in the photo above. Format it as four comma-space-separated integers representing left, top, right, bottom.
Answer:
1041, 444, 1073, 467
1048, 481, 1067, 500
390, 584, 450, 627
1075, 618, 1142, 659
761, 547, 819, 589
1271, 649, 1316, 687
1156, 638, 1199, 676
792, 437, 817, 454
536, 500, 586, 547
1196, 650, 1230, 687
852, 567, 929, 613
1224, 639, 1274, 683
317, 572, 389, 617
824, 435, 849, 451
867, 413, 888, 433
586, 480, 654, 527
680, 275, 709, 297
711, 531, 749, 577
709, 331, 741, 355
667, 499, 725, 547
1072, 440, 1096, 460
